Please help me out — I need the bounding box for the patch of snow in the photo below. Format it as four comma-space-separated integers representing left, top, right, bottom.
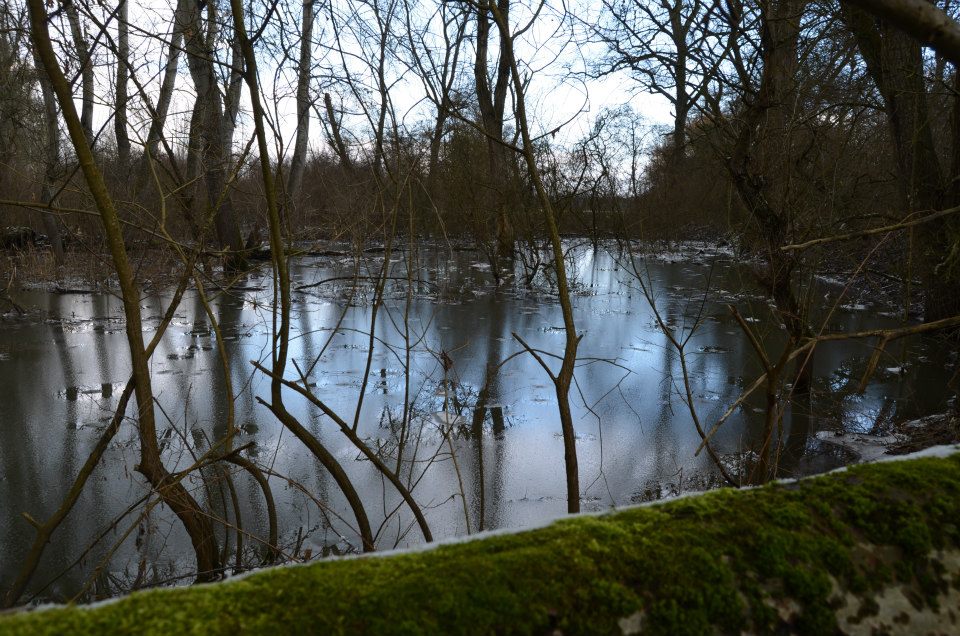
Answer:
815, 430, 898, 463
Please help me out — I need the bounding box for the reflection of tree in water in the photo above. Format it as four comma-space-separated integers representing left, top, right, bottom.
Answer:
631, 470, 726, 504
7, 245, 958, 601
465, 294, 508, 532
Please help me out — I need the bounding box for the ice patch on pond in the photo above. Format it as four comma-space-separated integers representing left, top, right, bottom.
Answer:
698, 345, 728, 354
431, 412, 465, 427
815, 430, 898, 463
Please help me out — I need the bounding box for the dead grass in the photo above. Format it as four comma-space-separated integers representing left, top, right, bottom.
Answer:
1, 245, 189, 291
887, 412, 960, 455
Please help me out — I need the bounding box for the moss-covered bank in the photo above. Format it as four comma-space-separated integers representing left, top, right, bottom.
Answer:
3, 450, 959, 635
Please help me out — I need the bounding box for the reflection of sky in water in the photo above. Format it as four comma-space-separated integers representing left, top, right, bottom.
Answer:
0, 243, 951, 600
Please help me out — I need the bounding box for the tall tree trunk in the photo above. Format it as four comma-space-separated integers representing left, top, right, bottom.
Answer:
843, 6, 956, 321
426, 107, 447, 204
227, 0, 375, 551
136, 0, 187, 192
114, 0, 130, 171
64, 0, 94, 147
287, 0, 315, 206
33, 52, 65, 264
373, 3, 390, 180
426, 16, 465, 207
220, 37, 244, 163
475, 0, 514, 258
184, 0, 245, 268
324, 92, 354, 171
0, 20, 15, 190
669, 0, 689, 169
949, 67, 960, 206
728, 0, 812, 393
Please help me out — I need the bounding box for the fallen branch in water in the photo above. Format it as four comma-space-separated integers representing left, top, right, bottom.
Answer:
696, 313, 960, 456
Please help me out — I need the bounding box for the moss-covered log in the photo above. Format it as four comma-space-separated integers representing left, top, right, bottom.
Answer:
3, 449, 959, 635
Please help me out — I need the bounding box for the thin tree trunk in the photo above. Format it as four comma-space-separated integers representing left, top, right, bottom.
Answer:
33, 52, 65, 263
64, 0, 94, 147
487, 1, 581, 513
428, 30, 463, 201
228, 0, 375, 551
949, 67, 960, 207
287, 0, 315, 205
28, 0, 222, 581
184, 0, 244, 267
115, 0, 130, 171
426, 109, 446, 203
324, 92, 354, 171
373, 3, 389, 179
136, 0, 187, 191
4, 250, 203, 606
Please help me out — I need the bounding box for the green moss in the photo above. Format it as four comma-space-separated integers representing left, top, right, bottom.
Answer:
2, 453, 959, 635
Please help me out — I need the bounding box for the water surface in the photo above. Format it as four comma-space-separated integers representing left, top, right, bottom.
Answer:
0, 242, 949, 600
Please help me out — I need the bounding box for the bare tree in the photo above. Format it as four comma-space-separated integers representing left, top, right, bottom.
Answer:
136, 0, 188, 192
474, 0, 515, 258
64, 0, 95, 147
183, 0, 245, 267
114, 0, 130, 170
403, 0, 468, 207
323, 91, 355, 170
483, 0, 582, 513
27, 0, 223, 583
287, 0, 316, 204
594, 0, 720, 168
227, 0, 377, 551
842, 2, 960, 321
723, 0, 815, 390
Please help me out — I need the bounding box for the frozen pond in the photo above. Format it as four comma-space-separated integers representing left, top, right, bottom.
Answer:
0, 241, 951, 601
